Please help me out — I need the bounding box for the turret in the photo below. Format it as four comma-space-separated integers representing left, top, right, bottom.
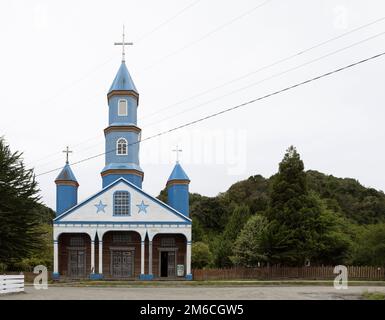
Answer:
55, 162, 79, 216
101, 60, 144, 188
167, 162, 190, 217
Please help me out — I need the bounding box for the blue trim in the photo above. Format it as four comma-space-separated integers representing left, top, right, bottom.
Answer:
139, 274, 153, 280
185, 274, 193, 281
89, 273, 103, 280
54, 221, 191, 225
52, 272, 60, 280
113, 190, 131, 216
54, 177, 191, 223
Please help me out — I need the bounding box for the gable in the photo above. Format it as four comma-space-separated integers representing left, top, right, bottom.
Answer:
54, 179, 191, 224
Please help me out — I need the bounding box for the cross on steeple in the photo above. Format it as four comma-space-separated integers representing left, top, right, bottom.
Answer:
114, 25, 133, 63
172, 145, 183, 163
62, 146, 73, 164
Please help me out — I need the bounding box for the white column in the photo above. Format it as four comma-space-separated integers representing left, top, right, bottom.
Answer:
141, 240, 145, 275
186, 241, 192, 275
98, 241, 103, 274
148, 241, 153, 275
53, 240, 59, 273
91, 240, 95, 274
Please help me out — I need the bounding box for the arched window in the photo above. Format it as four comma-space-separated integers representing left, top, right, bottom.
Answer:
116, 138, 128, 155
114, 191, 131, 215
118, 99, 128, 116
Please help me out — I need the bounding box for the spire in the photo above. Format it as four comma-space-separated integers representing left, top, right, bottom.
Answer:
55, 147, 78, 184
109, 26, 137, 95
108, 62, 138, 94
167, 162, 190, 182
55, 163, 78, 184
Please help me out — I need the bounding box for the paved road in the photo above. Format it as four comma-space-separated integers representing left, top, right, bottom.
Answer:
1, 285, 384, 300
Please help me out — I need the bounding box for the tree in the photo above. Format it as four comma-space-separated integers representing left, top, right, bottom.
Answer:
222, 205, 251, 241
264, 146, 325, 265
232, 214, 268, 267
0, 137, 46, 268
212, 205, 251, 268
352, 224, 385, 266
192, 242, 213, 269
212, 237, 233, 268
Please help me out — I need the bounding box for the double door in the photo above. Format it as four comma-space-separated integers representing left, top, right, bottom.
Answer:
68, 249, 86, 278
111, 250, 134, 278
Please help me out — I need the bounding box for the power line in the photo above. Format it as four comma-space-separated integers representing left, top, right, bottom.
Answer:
32, 26, 385, 170
141, 0, 272, 71
29, 2, 202, 166
139, 15, 385, 121
32, 17, 385, 168
142, 29, 385, 128
135, 0, 202, 43
35, 50, 385, 177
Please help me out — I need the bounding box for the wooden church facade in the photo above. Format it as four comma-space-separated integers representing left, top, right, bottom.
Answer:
52, 37, 192, 280
56, 231, 189, 280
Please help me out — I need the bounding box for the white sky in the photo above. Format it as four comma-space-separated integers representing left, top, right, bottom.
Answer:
1, 0, 385, 210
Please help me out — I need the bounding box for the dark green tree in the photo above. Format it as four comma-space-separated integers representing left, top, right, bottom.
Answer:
0, 137, 46, 268
352, 224, 385, 266
212, 205, 251, 267
264, 146, 325, 265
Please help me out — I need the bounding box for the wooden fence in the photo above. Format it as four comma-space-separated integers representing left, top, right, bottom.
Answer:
0, 275, 24, 294
192, 266, 385, 281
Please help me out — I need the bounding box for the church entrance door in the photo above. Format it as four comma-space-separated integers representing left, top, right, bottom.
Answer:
160, 251, 176, 277
68, 249, 86, 278
111, 250, 134, 278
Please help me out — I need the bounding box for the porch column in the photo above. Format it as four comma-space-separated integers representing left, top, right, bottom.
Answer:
98, 241, 103, 274
53, 240, 59, 274
90, 240, 95, 274
148, 241, 153, 276
141, 240, 145, 275
186, 241, 192, 280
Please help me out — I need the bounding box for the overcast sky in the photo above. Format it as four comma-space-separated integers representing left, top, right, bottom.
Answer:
1, 0, 385, 210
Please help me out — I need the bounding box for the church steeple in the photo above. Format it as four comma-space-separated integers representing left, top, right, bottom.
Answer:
55, 147, 79, 215
166, 148, 190, 217
108, 61, 138, 95
101, 31, 143, 188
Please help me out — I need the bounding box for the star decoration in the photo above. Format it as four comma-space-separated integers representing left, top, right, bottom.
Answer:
95, 200, 107, 213
136, 200, 149, 214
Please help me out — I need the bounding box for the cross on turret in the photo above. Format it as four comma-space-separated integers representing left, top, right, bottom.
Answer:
62, 146, 73, 164
172, 145, 183, 163
114, 25, 133, 63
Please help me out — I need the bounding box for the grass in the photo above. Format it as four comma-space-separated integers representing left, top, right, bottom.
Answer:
362, 291, 385, 300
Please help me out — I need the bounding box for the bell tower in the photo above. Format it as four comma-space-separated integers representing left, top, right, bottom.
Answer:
101, 29, 144, 188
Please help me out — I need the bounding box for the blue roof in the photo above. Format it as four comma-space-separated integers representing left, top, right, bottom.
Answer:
55, 163, 78, 182
108, 62, 138, 94
168, 162, 190, 182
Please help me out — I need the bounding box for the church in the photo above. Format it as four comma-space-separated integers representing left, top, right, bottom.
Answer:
52, 37, 192, 281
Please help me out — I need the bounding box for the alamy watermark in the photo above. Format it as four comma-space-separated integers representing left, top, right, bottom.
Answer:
333, 265, 348, 290
141, 128, 248, 175
33, 265, 48, 290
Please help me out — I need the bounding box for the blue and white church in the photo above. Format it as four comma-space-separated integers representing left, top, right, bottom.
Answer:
52, 39, 192, 280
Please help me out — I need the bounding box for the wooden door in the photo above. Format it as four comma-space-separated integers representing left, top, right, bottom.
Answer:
111, 251, 134, 278
68, 250, 86, 278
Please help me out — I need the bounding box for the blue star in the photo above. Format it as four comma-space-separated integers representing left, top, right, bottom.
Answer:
136, 200, 149, 214
95, 200, 107, 213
